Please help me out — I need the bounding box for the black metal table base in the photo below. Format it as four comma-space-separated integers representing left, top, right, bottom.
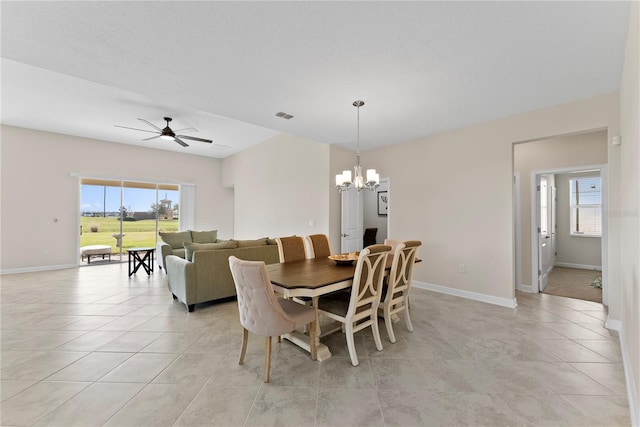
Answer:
128, 247, 155, 277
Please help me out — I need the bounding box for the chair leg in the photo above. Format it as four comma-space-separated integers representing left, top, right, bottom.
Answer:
384, 306, 397, 343
264, 336, 272, 383
404, 294, 414, 332
309, 320, 317, 361
371, 313, 384, 352
239, 328, 249, 365
345, 322, 359, 366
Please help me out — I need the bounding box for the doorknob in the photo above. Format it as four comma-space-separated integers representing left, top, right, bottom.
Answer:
341, 233, 349, 237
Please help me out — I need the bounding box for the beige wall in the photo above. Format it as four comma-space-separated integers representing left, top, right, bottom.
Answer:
363, 93, 619, 304
556, 172, 603, 268
0, 125, 233, 272
618, 1, 639, 422
513, 130, 608, 287
222, 133, 330, 241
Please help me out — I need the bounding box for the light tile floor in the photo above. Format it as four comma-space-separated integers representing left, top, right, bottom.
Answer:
1, 263, 631, 426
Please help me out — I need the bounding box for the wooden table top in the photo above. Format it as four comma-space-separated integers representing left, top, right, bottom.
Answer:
266, 257, 358, 290
265, 255, 420, 290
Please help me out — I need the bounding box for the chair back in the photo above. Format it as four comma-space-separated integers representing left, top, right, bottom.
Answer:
228, 256, 295, 337
383, 239, 402, 253
386, 241, 422, 303
276, 236, 307, 263
306, 234, 331, 258
363, 228, 378, 247
348, 244, 391, 319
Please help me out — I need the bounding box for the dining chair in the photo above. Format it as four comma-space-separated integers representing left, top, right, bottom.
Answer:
363, 227, 378, 247
228, 256, 317, 383
305, 234, 332, 258
380, 240, 422, 343
383, 238, 402, 253
317, 244, 391, 366
276, 235, 307, 263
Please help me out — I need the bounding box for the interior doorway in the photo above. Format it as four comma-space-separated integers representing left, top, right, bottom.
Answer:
340, 177, 390, 252
512, 129, 608, 305
530, 166, 606, 304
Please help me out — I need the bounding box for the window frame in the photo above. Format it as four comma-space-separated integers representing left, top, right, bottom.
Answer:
569, 175, 602, 238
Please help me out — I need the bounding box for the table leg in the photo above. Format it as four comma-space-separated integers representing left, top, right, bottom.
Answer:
282, 295, 333, 361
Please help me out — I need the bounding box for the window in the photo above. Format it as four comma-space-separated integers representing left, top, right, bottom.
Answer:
570, 176, 601, 237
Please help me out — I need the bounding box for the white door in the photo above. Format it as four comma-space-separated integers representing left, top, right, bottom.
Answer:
537, 176, 550, 291
341, 190, 363, 253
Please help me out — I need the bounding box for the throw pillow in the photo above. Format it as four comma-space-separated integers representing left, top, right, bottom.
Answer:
184, 240, 238, 261
159, 230, 192, 249
191, 229, 218, 244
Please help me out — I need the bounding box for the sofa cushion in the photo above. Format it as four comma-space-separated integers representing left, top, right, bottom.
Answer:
160, 230, 192, 249
171, 248, 186, 259
235, 238, 269, 248
191, 230, 218, 244
184, 240, 239, 261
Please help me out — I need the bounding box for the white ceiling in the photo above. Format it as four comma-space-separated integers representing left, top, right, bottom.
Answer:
1, 1, 631, 159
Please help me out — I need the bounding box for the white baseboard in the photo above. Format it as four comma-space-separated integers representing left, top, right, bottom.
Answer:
554, 262, 602, 271
517, 284, 535, 293
605, 317, 622, 331
612, 323, 639, 427
0, 264, 78, 275
413, 281, 517, 308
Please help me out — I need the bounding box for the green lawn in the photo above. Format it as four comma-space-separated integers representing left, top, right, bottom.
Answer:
80, 217, 178, 251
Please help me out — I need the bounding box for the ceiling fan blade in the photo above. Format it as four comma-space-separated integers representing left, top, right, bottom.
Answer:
173, 136, 189, 147
173, 127, 198, 133
142, 135, 161, 141
177, 134, 212, 143
137, 118, 162, 131
114, 125, 159, 134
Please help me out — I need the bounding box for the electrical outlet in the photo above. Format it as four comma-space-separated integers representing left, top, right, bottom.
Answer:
43, 249, 49, 256
459, 264, 467, 273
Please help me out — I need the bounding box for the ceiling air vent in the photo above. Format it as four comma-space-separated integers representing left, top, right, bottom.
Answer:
275, 112, 294, 120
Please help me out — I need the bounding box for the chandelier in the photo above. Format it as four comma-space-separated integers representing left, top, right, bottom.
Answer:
335, 100, 380, 192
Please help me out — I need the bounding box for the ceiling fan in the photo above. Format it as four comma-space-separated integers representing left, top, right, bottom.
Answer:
115, 117, 227, 148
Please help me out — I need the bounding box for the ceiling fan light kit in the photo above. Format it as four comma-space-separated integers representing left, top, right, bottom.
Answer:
114, 116, 220, 148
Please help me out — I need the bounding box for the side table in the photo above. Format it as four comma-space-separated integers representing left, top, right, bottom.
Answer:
127, 247, 155, 277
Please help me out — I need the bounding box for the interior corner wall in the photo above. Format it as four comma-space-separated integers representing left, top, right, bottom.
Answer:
362, 93, 619, 302
513, 130, 608, 287
222, 133, 330, 241
0, 125, 233, 272
618, 1, 639, 423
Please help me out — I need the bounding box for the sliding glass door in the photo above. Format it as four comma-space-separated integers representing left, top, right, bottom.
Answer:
80, 178, 179, 265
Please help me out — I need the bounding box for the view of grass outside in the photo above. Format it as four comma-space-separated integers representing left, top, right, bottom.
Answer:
80, 217, 179, 252
80, 181, 180, 258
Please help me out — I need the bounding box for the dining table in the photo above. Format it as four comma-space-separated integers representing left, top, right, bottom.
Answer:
266, 254, 411, 361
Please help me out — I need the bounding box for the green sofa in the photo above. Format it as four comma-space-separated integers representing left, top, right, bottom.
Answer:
165, 238, 280, 312
157, 229, 220, 273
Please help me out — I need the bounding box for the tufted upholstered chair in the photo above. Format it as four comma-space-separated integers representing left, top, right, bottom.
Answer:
229, 256, 317, 383
305, 234, 332, 259
317, 244, 391, 366
276, 236, 307, 263
380, 240, 422, 343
